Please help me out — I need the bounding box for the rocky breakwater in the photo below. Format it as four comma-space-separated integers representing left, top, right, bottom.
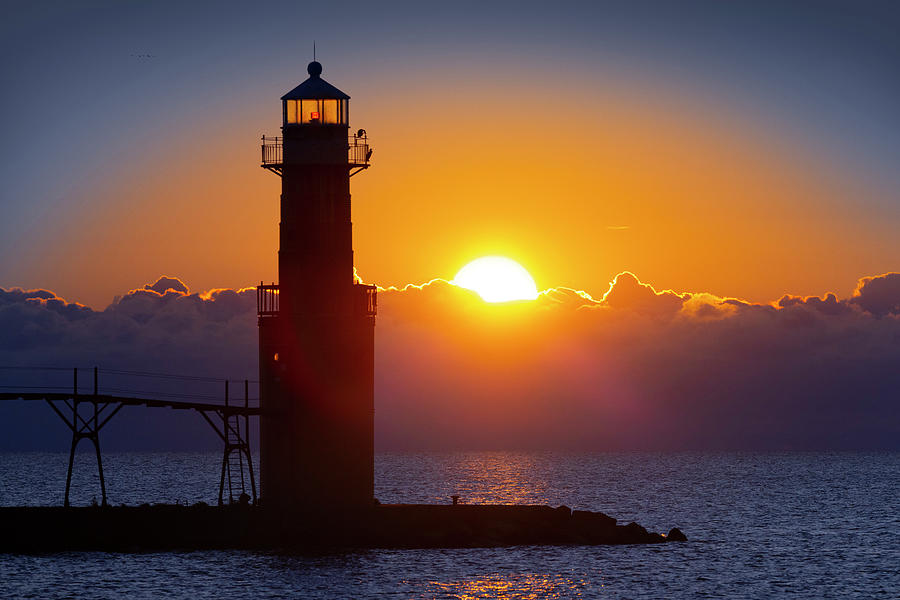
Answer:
0, 504, 687, 551
306, 504, 688, 548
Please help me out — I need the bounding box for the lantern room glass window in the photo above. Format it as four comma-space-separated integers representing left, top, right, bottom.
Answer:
284, 99, 348, 125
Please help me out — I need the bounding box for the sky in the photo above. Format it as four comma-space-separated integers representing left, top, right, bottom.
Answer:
1, 0, 898, 306
1, 1, 898, 451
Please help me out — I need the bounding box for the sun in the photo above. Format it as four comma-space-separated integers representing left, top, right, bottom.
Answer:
453, 256, 539, 303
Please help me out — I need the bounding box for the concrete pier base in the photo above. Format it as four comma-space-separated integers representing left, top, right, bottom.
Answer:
0, 504, 685, 552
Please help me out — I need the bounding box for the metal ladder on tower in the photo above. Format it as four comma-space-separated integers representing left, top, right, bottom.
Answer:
225, 412, 247, 503
217, 380, 257, 506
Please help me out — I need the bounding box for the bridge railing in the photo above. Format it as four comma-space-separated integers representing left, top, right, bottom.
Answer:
0, 366, 260, 408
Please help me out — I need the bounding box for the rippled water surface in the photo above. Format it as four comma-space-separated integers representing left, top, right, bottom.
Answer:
1, 451, 898, 598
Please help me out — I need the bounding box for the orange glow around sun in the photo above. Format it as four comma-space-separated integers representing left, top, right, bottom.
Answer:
453, 257, 539, 303
22, 69, 899, 310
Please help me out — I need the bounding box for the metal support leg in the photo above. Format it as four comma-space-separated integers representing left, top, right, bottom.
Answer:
244, 379, 257, 505
245, 446, 258, 505
218, 450, 228, 506
64, 436, 77, 508
92, 435, 108, 507
46, 368, 122, 507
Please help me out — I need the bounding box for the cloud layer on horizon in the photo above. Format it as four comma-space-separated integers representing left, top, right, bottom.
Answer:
1, 272, 898, 451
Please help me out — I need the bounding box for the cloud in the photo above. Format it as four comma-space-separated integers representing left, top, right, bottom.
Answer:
1, 272, 899, 451
374, 271, 900, 450
849, 272, 900, 317
143, 276, 189, 295
777, 292, 851, 316
598, 271, 688, 317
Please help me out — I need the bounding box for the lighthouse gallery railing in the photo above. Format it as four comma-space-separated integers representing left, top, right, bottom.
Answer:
261, 134, 370, 168
256, 283, 376, 318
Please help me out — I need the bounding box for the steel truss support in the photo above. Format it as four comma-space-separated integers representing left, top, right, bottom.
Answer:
199, 379, 257, 506
44, 368, 124, 507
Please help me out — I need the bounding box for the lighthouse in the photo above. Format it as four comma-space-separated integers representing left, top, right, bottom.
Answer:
257, 61, 376, 512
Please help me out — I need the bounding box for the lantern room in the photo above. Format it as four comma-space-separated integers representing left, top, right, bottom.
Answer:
282, 61, 350, 126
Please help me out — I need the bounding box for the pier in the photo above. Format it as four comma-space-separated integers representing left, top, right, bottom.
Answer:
0, 366, 258, 507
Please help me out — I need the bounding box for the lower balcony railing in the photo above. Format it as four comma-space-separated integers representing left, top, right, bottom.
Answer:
256, 283, 376, 318
355, 284, 377, 317
257, 283, 279, 317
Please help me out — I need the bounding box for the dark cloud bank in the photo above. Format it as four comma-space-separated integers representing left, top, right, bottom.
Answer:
1, 273, 899, 451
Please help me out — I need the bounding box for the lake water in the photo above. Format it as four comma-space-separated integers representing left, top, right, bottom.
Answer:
1, 451, 898, 598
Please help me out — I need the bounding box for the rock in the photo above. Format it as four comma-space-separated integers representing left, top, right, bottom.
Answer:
555, 505, 572, 518
572, 509, 616, 527
624, 521, 646, 533
666, 527, 687, 542
612, 521, 666, 544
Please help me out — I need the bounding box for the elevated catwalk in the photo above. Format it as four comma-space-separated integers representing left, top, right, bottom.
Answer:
0, 366, 259, 507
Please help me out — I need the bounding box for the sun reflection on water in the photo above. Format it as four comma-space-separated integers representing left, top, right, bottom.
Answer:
427, 573, 596, 599
429, 453, 554, 505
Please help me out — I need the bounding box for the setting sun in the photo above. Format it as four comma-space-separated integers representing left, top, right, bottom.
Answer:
453, 256, 539, 303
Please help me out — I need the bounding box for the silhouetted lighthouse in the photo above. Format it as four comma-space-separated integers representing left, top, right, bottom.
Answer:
257, 61, 375, 512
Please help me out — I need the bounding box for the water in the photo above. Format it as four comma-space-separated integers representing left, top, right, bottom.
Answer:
1, 452, 898, 598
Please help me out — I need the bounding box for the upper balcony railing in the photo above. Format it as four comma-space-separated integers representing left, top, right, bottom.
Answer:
347, 132, 372, 170
260, 132, 371, 176
261, 138, 282, 166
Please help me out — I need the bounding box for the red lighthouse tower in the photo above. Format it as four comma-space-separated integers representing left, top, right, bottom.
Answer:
257, 61, 375, 512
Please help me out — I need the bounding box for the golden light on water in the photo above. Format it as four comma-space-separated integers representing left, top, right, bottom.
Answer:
427, 573, 594, 599
453, 257, 539, 303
